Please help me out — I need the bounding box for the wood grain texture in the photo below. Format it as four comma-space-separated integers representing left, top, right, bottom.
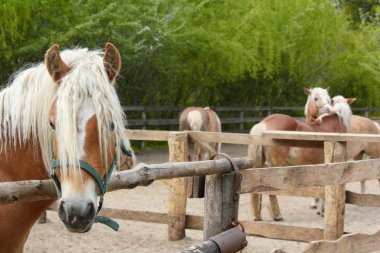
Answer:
167, 132, 189, 241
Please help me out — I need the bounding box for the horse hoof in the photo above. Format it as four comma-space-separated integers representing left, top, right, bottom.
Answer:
254, 217, 263, 221
274, 217, 284, 221
310, 205, 317, 209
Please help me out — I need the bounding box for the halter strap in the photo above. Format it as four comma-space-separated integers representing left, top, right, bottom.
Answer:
50, 136, 133, 231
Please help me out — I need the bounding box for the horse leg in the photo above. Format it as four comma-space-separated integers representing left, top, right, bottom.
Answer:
268, 195, 283, 221
251, 193, 262, 221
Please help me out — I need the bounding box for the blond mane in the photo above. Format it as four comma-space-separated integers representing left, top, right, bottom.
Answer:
0, 47, 127, 174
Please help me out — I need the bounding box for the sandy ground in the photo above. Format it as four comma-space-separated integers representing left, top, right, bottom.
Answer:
25, 144, 380, 253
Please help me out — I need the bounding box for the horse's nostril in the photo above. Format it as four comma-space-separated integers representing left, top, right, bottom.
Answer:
84, 202, 96, 221
58, 201, 68, 223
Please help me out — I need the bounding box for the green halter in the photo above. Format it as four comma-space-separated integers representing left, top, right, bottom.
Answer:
50, 137, 133, 231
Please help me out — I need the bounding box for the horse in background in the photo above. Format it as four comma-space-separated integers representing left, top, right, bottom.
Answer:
0, 43, 132, 252
248, 87, 349, 221
317, 95, 380, 193
179, 107, 221, 197
179, 107, 222, 160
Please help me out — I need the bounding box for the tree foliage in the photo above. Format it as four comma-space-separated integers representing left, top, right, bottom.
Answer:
0, 0, 379, 109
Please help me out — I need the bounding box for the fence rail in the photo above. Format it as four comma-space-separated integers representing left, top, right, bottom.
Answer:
123, 106, 380, 130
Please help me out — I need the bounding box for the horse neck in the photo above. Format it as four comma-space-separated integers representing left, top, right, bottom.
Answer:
305, 104, 318, 125
0, 138, 47, 182
0, 137, 53, 252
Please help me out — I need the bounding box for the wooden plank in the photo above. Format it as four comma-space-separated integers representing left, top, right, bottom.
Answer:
263, 130, 380, 143
126, 129, 171, 141
345, 191, 380, 207
241, 221, 324, 242
189, 131, 275, 146
258, 187, 325, 198
241, 158, 380, 192
323, 141, 346, 240
168, 132, 189, 241
300, 230, 380, 253
203, 171, 240, 240
203, 173, 223, 240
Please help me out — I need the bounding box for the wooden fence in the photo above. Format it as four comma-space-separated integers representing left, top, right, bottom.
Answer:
124, 106, 380, 131
2, 129, 380, 252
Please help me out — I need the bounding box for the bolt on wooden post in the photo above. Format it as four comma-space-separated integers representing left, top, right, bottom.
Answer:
167, 132, 188, 241
323, 141, 346, 240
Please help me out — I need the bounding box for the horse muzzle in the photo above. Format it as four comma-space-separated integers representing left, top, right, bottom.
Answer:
58, 200, 96, 233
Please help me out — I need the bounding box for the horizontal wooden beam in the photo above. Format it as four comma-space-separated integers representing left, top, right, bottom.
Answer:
48, 203, 324, 243
345, 191, 380, 207
126, 129, 171, 141
0, 157, 254, 204
263, 130, 380, 143
273, 230, 380, 253
241, 158, 380, 192
241, 221, 325, 243
188, 131, 275, 146
257, 187, 325, 198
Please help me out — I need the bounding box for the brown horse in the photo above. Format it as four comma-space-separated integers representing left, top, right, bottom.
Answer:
179, 107, 222, 160
248, 87, 349, 221
0, 43, 133, 252
318, 95, 380, 193
179, 107, 221, 197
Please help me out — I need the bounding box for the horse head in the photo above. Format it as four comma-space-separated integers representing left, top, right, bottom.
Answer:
304, 87, 332, 124
46, 43, 131, 232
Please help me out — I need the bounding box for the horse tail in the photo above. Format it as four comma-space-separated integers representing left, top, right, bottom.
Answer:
187, 110, 203, 131
248, 123, 266, 167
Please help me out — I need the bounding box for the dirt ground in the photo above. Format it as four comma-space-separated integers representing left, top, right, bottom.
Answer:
25, 144, 380, 253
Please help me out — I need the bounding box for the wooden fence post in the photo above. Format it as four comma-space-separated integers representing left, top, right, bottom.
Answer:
203, 162, 240, 240
324, 141, 346, 240
168, 132, 188, 241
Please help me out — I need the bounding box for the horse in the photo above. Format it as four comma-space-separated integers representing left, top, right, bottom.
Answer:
179, 106, 221, 197
0, 43, 134, 252
317, 95, 380, 193
248, 87, 349, 221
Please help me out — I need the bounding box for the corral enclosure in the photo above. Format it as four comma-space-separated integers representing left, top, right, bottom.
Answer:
15, 129, 380, 252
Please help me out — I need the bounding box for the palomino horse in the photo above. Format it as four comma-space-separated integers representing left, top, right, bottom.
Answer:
0, 43, 134, 252
317, 95, 380, 193
248, 87, 350, 221
179, 107, 221, 197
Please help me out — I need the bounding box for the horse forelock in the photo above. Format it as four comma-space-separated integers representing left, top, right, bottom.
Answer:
0, 47, 126, 176
54, 48, 126, 175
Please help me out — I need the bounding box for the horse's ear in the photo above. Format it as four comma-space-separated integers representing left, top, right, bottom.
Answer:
325, 86, 330, 92
45, 44, 70, 83
304, 87, 311, 95
103, 43, 121, 83
346, 98, 356, 104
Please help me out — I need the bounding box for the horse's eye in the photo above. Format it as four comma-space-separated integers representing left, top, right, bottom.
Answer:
110, 122, 115, 131
50, 121, 56, 130
314, 97, 318, 101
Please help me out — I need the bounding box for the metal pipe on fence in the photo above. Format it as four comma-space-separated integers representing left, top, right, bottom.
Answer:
180, 226, 247, 253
